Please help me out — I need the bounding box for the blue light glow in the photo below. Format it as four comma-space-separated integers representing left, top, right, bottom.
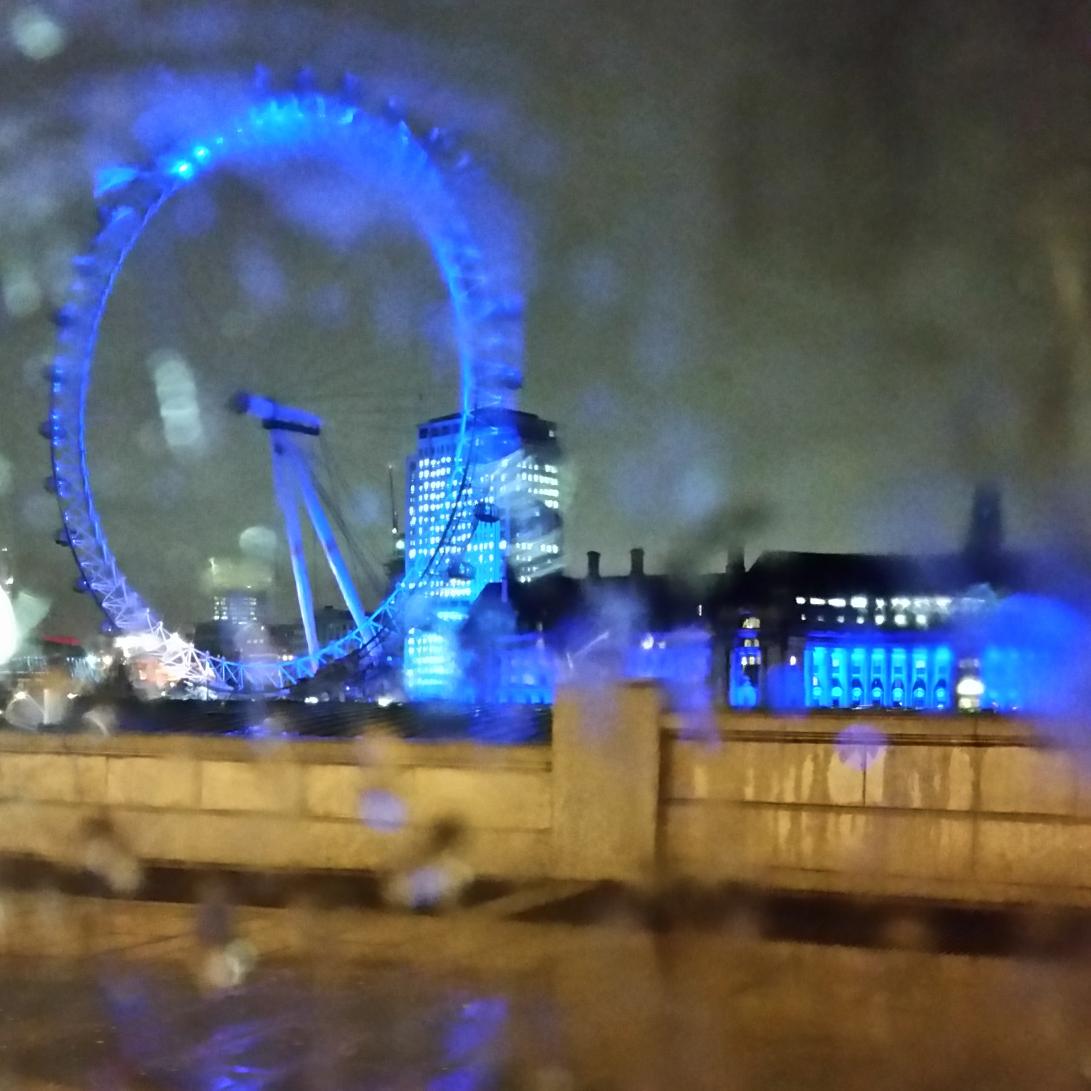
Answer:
428, 997, 509, 1091
358, 788, 407, 832
732, 593, 1087, 715
798, 640, 955, 711
93, 164, 139, 198
835, 723, 886, 769
47, 78, 524, 694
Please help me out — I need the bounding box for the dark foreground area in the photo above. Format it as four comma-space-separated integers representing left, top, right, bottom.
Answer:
3, 854, 1091, 960
0, 888, 1088, 1091
4, 696, 553, 742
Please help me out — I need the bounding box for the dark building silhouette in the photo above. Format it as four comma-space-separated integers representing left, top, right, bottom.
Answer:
462, 486, 1052, 714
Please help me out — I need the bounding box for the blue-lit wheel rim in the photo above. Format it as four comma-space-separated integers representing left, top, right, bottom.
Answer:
44, 75, 523, 693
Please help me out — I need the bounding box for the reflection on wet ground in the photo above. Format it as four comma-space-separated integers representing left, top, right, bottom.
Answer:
6, 963, 516, 1089
0, 894, 1088, 1090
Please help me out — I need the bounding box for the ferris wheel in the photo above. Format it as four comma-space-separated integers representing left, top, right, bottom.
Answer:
42, 70, 523, 693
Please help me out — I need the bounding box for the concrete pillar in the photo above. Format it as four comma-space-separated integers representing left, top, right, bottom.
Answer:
551, 682, 662, 881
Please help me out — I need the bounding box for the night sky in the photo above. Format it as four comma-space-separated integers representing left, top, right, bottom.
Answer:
0, 0, 1088, 635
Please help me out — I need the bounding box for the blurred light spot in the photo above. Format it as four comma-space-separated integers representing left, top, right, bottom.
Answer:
0, 452, 12, 496
82, 705, 116, 735
12, 589, 48, 635
149, 349, 204, 453
261, 169, 392, 248
386, 859, 474, 910
675, 463, 721, 522
10, 6, 66, 61
358, 788, 407, 832
244, 715, 287, 747
239, 524, 277, 562
201, 939, 256, 991
349, 484, 385, 526
93, 164, 138, 198
2, 262, 41, 317
233, 239, 287, 312
0, 586, 16, 664
4, 690, 43, 730
835, 723, 886, 770
82, 820, 143, 895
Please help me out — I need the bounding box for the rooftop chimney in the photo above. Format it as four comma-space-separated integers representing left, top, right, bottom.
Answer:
726, 543, 745, 576
965, 482, 1004, 559
630, 547, 645, 577
587, 550, 601, 579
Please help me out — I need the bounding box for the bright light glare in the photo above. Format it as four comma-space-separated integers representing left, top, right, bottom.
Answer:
2, 262, 41, 317
239, 525, 278, 561
10, 6, 66, 61
150, 350, 204, 453
0, 586, 16, 664
956, 677, 985, 697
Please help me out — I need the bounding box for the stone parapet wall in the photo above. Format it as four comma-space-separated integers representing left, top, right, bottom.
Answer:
0, 731, 551, 878
661, 711, 1091, 904
0, 694, 1088, 905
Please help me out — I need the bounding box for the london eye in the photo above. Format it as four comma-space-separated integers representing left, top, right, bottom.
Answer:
42, 71, 524, 693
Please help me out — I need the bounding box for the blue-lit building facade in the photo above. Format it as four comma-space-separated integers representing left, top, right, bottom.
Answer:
728, 577, 996, 712
450, 484, 1059, 714
403, 409, 563, 700
462, 548, 713, 707
725, 490, 1046, 713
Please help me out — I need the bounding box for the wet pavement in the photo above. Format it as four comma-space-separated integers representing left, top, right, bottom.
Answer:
0, 890, 1088, 1090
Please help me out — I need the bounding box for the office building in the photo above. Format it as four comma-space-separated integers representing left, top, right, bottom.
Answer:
403, 408, 563, 699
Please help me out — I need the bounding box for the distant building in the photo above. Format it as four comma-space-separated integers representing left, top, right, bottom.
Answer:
267, 605, 354, 662
196, 592, 269, 661
212, 589, 264, 626
725, 488, 1040, 712
195, 555, 273, 660
460, 488, 1061, 715
403, 408, 563, 700
315, 605, 354, 645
